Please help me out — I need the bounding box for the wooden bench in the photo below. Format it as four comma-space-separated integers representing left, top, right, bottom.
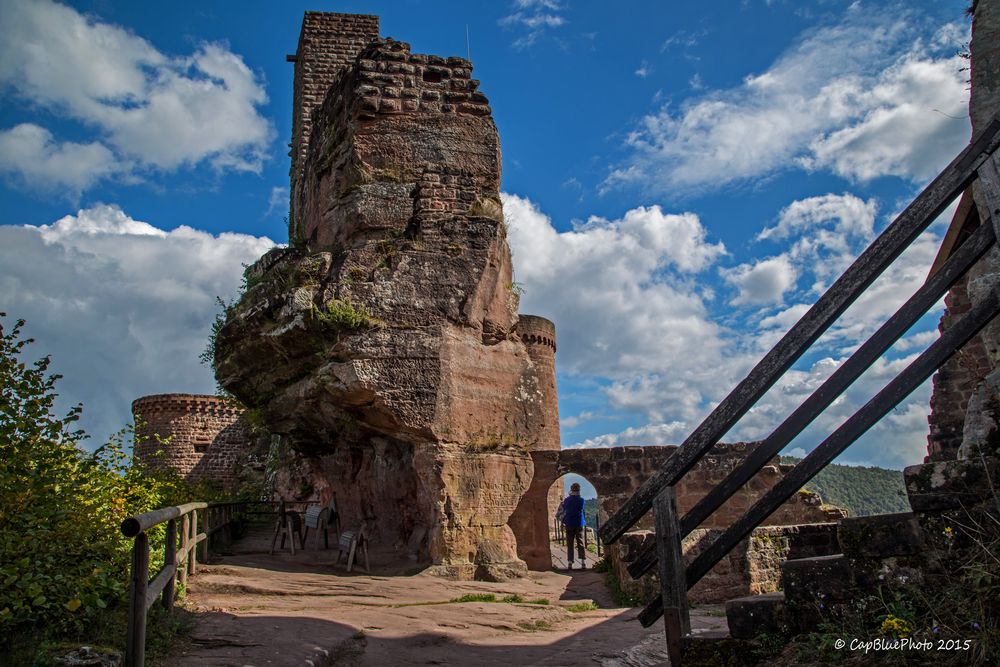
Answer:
336, 524, 370, 573
302, 494, 341, 550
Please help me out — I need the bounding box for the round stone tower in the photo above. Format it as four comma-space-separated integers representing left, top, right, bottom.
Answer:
131, 393, 248, 487
515, 314, 559, 451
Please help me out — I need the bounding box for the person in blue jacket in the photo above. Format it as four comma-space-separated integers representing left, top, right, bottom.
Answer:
559, 482, 587, 569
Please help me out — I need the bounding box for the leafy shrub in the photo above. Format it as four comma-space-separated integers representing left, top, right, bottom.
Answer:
0, 314, 210, 658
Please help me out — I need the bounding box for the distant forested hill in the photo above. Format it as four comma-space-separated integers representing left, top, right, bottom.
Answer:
780, 457, 910, 517
584, 498, 598, 527
580, 460, 908, 521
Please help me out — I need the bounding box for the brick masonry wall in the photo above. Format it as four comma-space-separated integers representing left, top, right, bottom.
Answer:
927, 273, 993, 461
293, 37, 500, 248
290, 12, 380, 235
132, 394, 250, 490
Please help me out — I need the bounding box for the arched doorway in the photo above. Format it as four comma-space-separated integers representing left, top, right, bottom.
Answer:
549, 473, 602, 570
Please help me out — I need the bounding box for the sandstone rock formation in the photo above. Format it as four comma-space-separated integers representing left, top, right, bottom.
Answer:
213, 28, 558, 580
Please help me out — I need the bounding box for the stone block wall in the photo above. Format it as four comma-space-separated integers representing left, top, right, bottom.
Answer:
132, 394, 249, 490
614, 523, 841, 604
927, 271, 992, 460
509, 443, 846, 570
289, 12, 379, 231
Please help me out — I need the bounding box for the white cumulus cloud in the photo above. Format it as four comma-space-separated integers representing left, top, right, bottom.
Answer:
0, 124, 121, 196
0, 0, 273, 191
603, 9, 970, 195
0, 204, 275, 444
721, 255, 797, 306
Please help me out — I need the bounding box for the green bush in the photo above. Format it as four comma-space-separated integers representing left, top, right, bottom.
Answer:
0, 314, 211, 658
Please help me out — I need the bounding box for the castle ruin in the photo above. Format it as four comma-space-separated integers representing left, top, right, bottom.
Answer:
135, 11, 846, 591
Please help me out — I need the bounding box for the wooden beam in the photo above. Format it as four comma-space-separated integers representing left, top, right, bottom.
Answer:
626, 220, 997, 581
655, 488, 689, 666
638, 283, 1000, 627
600, 118, 1000, 547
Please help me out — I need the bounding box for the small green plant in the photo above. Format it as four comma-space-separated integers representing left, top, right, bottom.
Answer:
501, 594, 523, 603
451, 593, 497, 603
508, 281, 525, 297
601, 566, 643, 607
312, 299, 379, 332
566, 601, 599, 613
527, 598, 550, 605
592, 556, 611, 573
516, 619, 552, 632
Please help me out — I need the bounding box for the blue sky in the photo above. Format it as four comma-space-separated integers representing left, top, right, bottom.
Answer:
0, 0, 974, 472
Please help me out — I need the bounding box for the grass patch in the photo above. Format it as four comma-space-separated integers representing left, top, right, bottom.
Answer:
566, 602, 599, 613
517, 620, 552, 632
451, 593, 497, 603
501, 594, 523, 603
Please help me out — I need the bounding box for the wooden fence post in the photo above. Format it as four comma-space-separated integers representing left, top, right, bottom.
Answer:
179, 514, 189, 588
162, 519, 176, 611
655, 487, 689, 667
189, 509, 198, 576
125, 532, 150, 667
199, 507, 209, 564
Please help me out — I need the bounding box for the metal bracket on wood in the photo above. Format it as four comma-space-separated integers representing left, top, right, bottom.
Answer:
976, 150, 1000, 238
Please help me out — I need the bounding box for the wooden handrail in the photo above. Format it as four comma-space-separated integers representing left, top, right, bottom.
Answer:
597, 116, 1000, 664
121, 500, 251, 667
638, 283, 1000, 627
599, 118, 1000, 548
626, 219, 997, 581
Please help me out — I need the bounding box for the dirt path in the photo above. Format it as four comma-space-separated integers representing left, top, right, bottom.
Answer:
167, 527, 725, 666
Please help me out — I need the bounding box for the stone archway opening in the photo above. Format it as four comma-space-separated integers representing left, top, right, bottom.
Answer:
550, 473, 602, 570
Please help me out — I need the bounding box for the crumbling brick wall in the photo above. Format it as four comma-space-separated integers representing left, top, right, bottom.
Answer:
289, 12, 379, 232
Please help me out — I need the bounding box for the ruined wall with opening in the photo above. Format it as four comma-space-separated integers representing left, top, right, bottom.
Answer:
509, 443, 845, 571
926, 0, 1000, 463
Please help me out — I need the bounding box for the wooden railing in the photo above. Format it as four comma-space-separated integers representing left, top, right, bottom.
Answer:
120, 500, 252, 667
598, 118, 1000, 665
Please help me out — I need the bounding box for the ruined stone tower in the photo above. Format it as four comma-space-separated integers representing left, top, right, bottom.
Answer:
211, 12, 560, 580
515, 315, 559, 451
132, 394, 248, 489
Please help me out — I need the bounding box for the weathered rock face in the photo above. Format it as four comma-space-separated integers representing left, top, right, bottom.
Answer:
214, 32, 557, 580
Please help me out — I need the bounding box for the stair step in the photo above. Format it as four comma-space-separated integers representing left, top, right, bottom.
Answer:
726, 591, 786, 639
838, 512, 923, 559
781, 554, 855, 603
682, 631, 772, 666
904, 457, 999, 512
